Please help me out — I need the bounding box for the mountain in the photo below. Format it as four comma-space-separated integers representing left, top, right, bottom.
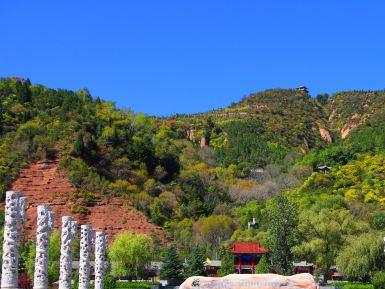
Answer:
1, 77, 385, 263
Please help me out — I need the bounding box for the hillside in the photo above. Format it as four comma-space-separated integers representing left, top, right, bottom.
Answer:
172, 89, 332, 169
327, 90, 385, 139
1, 77, 385, 272
13, 158, 166, 241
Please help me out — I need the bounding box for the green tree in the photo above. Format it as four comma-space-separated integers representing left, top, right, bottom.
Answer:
316, 93, 329, 105
293, 208, 367, 283
268, 193, 298, 275
372, 272, 385, 289
336, 232, 385, 282
108, 232, 152, 279
159, 245, 183, 281
193, 215, 237, 255
24, 230, 61, 284
254, 255, 271, 274
218, 248, 234, 276
185, 246, 206, 277
48, 230, 61, 284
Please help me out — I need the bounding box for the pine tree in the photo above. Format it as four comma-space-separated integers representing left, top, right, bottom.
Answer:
71, 132, 85, 157
159, 245, 183, 281
218, 248, 234, 276
268, 193, 299, 275
184, 246, 206, 277
254, 255, 271, 274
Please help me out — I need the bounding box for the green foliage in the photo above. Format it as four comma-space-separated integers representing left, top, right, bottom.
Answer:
159, 245, 183, 281
184, 246, 206, 277
336, 232, 385, 282
5, 78, 385, 281
218, 248, 234, 276
331, 282, 374, 289
372, 272, 385, 289
72, 273, 79, 289
268, 194, 298, 275
103, 275, 117, 289
108, 232, 152, 279
254, 255, 271, 274
193, 215, 237, 255
48, 230, 61, 284
316, 93, 329, 105
114, 281, 160, 289
293, 209, 368, 283
23, 230, 61, 284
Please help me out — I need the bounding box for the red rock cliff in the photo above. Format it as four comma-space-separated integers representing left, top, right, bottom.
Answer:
11, 159, 167, 242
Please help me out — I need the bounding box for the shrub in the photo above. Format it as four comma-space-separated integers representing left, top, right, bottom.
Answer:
115, 281, 160, 289
344, 285, 374, 289
372, 272, 385, 289
104, 275, 116, 289
331, 282, 373, 289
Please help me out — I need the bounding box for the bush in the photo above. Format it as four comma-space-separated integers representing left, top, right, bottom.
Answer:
372, 272, 385, 289
331, 282, 373, 289
115, 281, 160, 289
344, 285, 374, 289
104, 275, 116, 289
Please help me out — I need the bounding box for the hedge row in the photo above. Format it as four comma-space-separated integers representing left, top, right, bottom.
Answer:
115, 282, 160, 289
331, 282, 374, 289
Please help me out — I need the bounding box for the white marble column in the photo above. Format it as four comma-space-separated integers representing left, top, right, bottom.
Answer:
1, 191, 28, 289
94, 232, 107, 289
78, 225, 94, 289
59, 216, 77, 289
33, 206, 55, 289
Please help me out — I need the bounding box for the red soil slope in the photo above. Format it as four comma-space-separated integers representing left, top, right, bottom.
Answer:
11, 159, 166, 242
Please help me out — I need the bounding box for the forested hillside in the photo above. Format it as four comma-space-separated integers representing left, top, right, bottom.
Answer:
1, 77, 385, 281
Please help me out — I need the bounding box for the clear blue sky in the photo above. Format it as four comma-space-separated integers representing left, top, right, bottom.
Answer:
1, 1, 385, 116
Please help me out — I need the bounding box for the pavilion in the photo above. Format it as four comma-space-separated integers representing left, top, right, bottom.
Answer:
231, 242, 267, 274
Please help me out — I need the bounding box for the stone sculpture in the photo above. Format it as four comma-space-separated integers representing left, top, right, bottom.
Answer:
33, 206, 55, 289
94, 232, 107, 289
59, 216, 77, 289
1, 191, 28, 289
180, 273, 319, 289
79, 225, 94, 289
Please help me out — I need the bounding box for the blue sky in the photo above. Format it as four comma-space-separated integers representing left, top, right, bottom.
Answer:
1, 1, 385, 116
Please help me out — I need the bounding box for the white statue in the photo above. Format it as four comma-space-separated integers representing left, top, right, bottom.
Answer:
78, 225, 94, 289
33, 206, 55, 289
1, 191, 28, 289
94, 232, 107, 289
59, 216, 77, 289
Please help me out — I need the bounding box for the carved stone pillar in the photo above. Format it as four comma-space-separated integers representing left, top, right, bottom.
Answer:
59, 216, 77, 289
1, 191, 28, 289
78, 225, 94, 289
33, 206, 55, 289
94, 232, 107, 289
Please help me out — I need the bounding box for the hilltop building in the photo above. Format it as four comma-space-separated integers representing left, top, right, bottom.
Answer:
296, 85, 309, 93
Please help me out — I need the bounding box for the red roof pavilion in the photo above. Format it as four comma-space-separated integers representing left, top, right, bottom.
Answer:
231, 242, 267, 254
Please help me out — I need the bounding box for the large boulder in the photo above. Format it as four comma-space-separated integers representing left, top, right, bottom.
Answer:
180, 273, 318, 289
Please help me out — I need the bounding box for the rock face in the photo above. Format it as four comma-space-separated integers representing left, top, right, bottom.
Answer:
319, 127, 332, 143
340, 113, 366, 139
10, 159, 166, 242
180, 273, 318, 289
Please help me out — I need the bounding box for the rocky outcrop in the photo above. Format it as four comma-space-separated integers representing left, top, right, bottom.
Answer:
340, 113, 366, 139
10, 159, 166, 242
319, 127, 332, 143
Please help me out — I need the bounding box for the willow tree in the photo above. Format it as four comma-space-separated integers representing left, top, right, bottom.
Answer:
108, 232, 152, 279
